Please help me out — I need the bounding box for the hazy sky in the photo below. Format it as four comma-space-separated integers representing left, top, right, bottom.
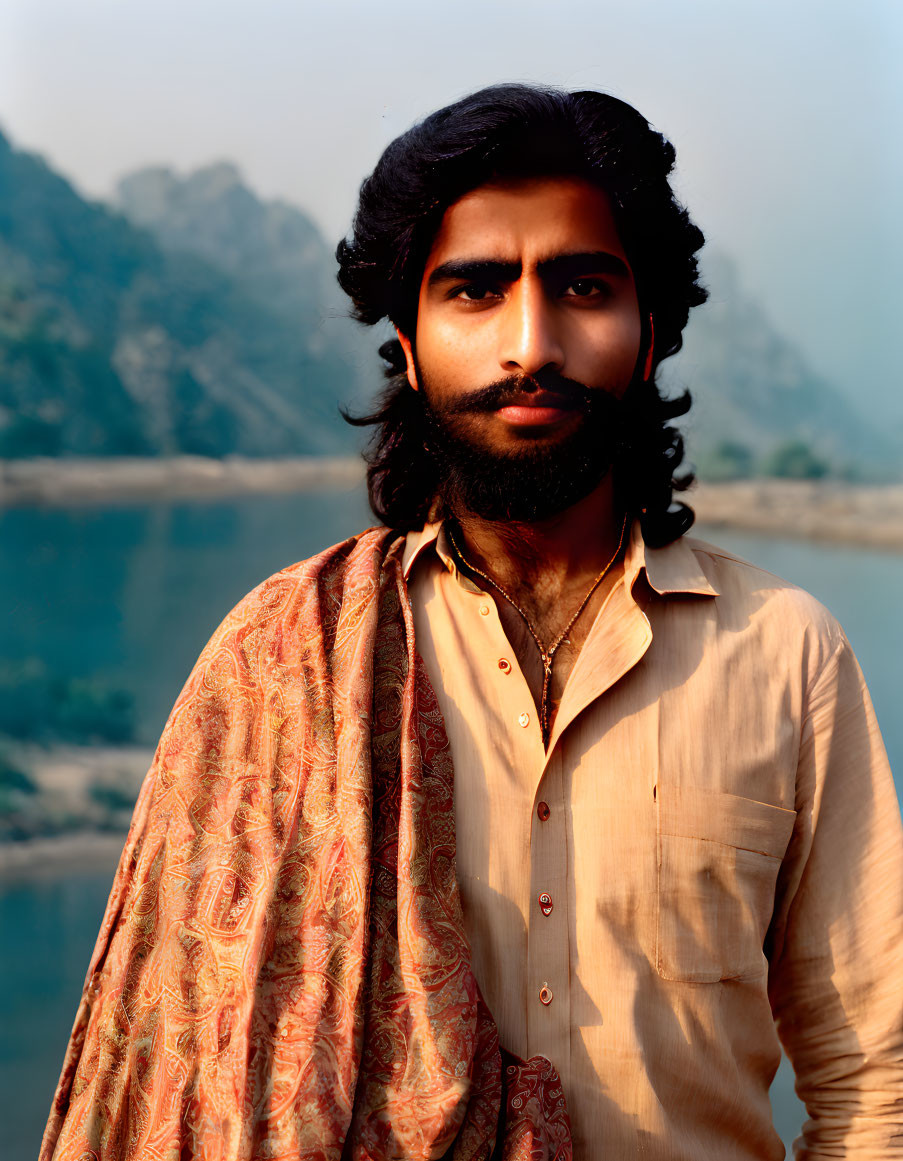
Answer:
1, 0, 901, 423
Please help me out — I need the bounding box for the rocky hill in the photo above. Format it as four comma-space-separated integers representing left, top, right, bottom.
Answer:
114, 159, 378, 410
0, 131, 369, 457
662, 252, 898, 476
117, 162, 339, 328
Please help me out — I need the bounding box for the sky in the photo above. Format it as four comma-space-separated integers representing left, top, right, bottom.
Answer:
1, 0, 901, 425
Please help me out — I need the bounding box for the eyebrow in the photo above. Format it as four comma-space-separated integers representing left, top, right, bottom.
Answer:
426, 250, 631, 288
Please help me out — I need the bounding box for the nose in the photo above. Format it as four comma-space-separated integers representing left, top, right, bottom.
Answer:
498, 276, 565, 378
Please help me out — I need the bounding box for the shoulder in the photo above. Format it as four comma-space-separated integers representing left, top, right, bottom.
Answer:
177, 526, 401, 694
150, 526, 404, 790
219, 525, 399, 630
681, 534, 847, 673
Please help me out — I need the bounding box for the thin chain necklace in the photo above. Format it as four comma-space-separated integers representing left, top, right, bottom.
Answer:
446, 514, 630, 746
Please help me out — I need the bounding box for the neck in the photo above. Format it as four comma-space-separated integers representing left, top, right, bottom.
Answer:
450, 475, 625, 594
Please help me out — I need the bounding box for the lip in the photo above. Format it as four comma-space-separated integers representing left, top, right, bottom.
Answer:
494, 393, 581, 428
496, 404, 576, 426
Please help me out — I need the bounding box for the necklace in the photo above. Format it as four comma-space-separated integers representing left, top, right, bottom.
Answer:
446, 514, 629, 745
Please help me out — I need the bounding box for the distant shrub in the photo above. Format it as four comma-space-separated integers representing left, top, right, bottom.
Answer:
698, 441, 755, 481
0, 413, 62, 457
0, 659, 136, 744
0, 752, 39, 839
0, 760, 37, 795
763, 440, 830, 480
89, 782, 137, 813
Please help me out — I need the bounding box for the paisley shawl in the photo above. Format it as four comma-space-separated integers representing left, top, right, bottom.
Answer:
41, 528, 572, 1161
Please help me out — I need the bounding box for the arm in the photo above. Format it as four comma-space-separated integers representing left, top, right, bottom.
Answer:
768, 635, 903, 1158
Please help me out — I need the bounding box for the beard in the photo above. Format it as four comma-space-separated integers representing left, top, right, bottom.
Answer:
417, 367, 628, 523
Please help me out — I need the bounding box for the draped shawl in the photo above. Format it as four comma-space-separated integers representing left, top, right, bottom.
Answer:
41, 528, 572, 1160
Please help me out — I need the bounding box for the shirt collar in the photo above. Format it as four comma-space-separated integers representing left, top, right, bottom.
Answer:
633, 521, 719, 597
402, 516, 719, 598
402, 519, 482, 593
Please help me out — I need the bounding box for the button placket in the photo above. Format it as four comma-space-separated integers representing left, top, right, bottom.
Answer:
526, 750, 570, 1070
418, 540, 556, 1078
461, 583, 544, 755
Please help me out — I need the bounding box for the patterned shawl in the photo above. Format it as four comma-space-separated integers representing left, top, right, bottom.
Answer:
42, 528, 572, 1160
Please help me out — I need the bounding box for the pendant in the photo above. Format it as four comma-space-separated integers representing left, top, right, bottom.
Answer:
540, 657, 553, 745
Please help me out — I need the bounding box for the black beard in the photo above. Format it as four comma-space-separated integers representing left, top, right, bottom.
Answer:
418, 370, 626, 523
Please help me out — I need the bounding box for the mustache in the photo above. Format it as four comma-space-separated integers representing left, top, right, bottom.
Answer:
439, 371, 602, 415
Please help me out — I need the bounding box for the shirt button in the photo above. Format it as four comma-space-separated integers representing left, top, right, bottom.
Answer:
538, 892, 553, 916
539, 984, 554, 1006
498, 658, 511, 673
479, 605, 490, 616
536, 801, 550, 821
518, 712, 530, 728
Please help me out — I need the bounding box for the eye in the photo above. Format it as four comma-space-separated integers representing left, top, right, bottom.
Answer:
563, 278, 609, 299
451, 283, 502, 302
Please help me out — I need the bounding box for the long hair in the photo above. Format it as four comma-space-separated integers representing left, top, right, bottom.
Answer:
337, 83, 707, 546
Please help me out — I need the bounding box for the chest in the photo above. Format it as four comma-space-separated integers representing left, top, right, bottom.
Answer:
493, 574, 621, 735
408, 568, 803, 964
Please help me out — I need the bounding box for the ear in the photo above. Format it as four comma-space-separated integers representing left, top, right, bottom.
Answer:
395, 328, 419, 391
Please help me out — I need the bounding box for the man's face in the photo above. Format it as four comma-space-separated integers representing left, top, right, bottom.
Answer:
396, 176, 644, 522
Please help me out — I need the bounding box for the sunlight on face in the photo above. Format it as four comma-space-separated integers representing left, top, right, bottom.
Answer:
398, 176, 642, 455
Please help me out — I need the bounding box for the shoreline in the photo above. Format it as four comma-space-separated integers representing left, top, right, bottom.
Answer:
0, 743, 152, 880
690, 481, 903, 551
0, 456, 901, 549
0, 455, 366, 507
0, 831, 126, 882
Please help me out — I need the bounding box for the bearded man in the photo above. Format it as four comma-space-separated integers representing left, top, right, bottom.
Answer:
43, 85, 902, 1161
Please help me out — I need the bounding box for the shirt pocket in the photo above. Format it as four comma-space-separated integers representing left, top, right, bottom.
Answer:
655, 786, 797, 983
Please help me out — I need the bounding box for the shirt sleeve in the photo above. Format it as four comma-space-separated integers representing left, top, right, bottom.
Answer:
767, 633, 903, 1158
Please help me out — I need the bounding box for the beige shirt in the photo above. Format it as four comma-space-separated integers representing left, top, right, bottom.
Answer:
402, 519, 903, 1160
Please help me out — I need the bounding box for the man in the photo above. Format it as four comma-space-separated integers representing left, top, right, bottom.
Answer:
44, 85, 901, 1160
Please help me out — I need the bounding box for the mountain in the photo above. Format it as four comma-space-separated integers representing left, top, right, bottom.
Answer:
0, 131, 369, 457
662, 252, 898, 476
114, 160, 377, 412
116, 163, 334, 325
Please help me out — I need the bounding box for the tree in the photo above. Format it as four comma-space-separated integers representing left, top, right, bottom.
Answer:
763, 440, 830, 480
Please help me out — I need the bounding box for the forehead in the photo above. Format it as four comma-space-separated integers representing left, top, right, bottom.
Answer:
422, 176, 629, 275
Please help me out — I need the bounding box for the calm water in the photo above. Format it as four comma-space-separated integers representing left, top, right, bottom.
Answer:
2, 495, 900, 1158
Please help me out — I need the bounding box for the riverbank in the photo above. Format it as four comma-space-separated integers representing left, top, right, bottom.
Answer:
691, 480, 903, 550
1, 457, 901, 548
0, 455, 365, 506
0, 743, 150, 878
0, 831, 127, 880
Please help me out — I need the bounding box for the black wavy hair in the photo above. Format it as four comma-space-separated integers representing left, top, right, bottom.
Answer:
336, 83, 708, 546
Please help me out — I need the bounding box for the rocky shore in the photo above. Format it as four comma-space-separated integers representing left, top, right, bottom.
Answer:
0, 743, 150, 878
0, 455, 365, 506
1, 456, 901, 550
690, 480, 903, 550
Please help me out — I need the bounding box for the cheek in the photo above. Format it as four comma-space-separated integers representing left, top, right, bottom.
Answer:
574, 309, 642, 385
416, 320, 493, 388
